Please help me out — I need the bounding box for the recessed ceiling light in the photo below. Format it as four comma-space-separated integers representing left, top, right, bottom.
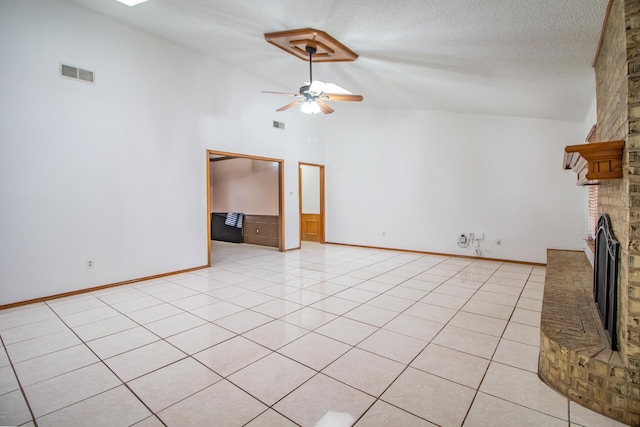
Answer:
115, 0, 150, 6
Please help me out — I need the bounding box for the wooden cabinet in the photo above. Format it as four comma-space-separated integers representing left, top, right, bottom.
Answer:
242, 215, 279, 248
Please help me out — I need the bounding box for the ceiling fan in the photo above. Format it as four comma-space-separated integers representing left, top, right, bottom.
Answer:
262, 44, 363, 114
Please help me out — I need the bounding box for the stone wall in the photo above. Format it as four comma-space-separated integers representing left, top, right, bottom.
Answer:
590, 0, 640, 422
596, 0, 631, 376
624, 1, 640, 389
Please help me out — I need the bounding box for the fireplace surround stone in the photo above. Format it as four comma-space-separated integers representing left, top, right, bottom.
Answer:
539, 250, 632, 424
543, 0, 640, 423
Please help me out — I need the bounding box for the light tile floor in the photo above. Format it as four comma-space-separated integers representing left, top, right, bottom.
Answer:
0, 241, 630, 426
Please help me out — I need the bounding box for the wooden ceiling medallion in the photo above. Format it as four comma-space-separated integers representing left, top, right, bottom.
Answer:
264, 28, 358, 62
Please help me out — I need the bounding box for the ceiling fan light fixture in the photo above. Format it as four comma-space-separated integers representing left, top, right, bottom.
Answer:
301, 101, 321, 114
262, 30, 363, 115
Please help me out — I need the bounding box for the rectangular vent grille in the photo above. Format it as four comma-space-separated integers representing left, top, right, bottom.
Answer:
78, 68, 94, 82
60, 64, 95, 83
272, 120, 285, 130
61, 64, 77, 78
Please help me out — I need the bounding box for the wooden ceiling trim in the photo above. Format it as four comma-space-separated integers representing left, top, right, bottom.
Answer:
264, 28, 358, 62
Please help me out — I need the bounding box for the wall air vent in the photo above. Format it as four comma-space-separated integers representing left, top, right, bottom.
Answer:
273, 120, 285, 130
60, 64, 95, 83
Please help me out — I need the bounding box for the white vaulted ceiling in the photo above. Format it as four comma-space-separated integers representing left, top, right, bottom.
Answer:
66, 0, 608, 121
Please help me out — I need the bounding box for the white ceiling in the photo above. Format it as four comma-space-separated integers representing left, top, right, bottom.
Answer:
67, 0, 608, 121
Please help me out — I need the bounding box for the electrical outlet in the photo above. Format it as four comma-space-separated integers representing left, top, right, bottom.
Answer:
87, 260, 93, 269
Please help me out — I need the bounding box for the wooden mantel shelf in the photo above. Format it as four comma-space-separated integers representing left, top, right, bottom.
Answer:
563, 140, 624, 185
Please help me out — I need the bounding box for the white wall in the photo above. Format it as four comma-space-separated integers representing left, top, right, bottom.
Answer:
210, 158, 279, 215
583, 97, 598, 139
0, 0, 211, 305
323, 104, 589, 263
0, 0, 321, 305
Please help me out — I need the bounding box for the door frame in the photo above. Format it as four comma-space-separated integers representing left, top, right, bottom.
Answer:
207, 150, 285, 264
298, 162, 325, 245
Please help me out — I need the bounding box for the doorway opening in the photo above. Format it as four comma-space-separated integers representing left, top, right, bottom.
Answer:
298, 163, 325, 244
206, 150, 285, 264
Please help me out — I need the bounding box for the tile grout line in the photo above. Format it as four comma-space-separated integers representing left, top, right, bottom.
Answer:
94, 258, 346, 424
341, 257, 510, 425
2, 244, 561, 426
324, 257, 502, 425
459, 264, 529, 426
40, 301, 167, 426
90, 289, 284, 424
237, 246, 535, 425
459, 266, 571, 426
200, 246, 557, 425
224, 248, 440, 425
231, 250, 536, 425
0, 334, 39, 427
390, 259, 509, 426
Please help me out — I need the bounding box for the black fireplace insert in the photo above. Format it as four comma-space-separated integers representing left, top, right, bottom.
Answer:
593, 214, 619, 350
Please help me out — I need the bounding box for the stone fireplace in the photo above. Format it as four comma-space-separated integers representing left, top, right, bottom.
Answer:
539, 0, 640, 424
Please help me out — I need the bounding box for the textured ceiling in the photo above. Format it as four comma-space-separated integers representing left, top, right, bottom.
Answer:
67, 0, 608, 121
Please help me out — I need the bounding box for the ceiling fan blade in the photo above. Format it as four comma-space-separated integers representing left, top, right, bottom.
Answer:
320, 94, 364, 102
261, 91, 300, 97
276, 99, 303, 112
317, 100, 334, 114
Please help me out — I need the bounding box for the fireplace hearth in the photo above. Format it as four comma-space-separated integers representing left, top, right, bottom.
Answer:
539, 250, 628, 424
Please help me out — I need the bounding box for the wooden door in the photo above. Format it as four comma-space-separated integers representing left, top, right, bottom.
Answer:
301, 213, 322, 242
299, 163, 325, 244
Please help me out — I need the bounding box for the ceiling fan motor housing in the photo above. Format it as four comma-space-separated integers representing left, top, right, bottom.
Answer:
299, 85, 311, 95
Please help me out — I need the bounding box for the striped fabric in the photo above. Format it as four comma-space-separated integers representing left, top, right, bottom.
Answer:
225, 212, 238, 226
225, 212, 243, 228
